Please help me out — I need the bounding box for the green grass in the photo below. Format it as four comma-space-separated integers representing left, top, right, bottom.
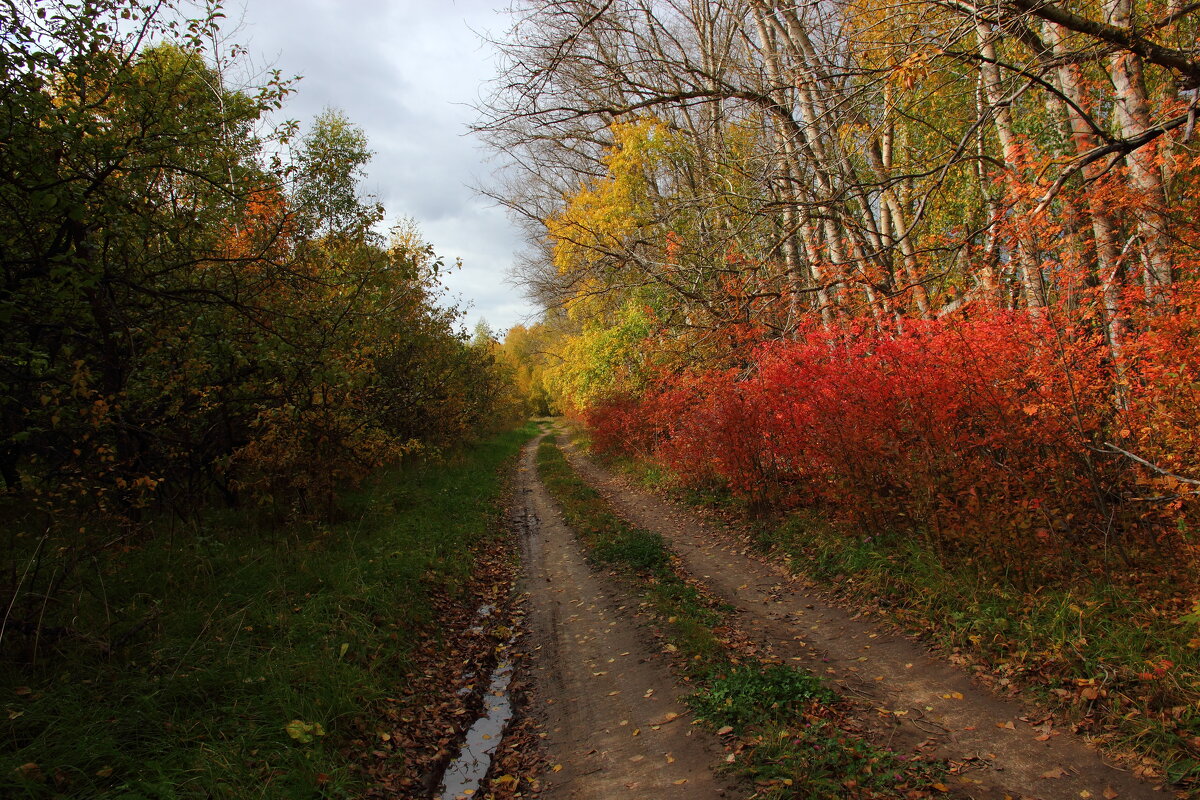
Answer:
0, 422, 538, 799
734, 719, 928, 799
684, 664, 835, 731
535, 438, 943, 797
537, 441, 673, 577
684, 664, 937, 797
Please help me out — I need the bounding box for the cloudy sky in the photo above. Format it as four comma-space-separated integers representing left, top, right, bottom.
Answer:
228, 0, 537, 334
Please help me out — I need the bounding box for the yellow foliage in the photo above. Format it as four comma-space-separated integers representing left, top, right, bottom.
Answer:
546, 118, 679, 277
541, 302, 652, 410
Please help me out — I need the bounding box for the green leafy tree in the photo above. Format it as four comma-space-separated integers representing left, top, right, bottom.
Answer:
0, 0, 520, 665
292, 109, 378, 238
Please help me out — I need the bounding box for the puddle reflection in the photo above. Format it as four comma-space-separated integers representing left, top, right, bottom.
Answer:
437, 605, 518, 800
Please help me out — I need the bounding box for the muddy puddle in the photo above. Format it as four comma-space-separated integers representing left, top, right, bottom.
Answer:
436, 606, 518, 800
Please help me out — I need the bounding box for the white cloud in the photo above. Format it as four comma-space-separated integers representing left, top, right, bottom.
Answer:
232, 0, 536, 333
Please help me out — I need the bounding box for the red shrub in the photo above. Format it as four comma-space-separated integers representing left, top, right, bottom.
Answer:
584, 307, 1199, 569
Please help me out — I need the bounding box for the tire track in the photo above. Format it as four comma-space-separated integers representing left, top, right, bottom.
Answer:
516, 436, 732, 799
561, 440, 1164, 800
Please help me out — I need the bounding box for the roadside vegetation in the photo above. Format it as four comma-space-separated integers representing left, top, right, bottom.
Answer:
1, 5, 528, 795
0, 423, 536, 798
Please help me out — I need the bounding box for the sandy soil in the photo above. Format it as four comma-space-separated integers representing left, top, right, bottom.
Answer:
515, 436, 734, 799
557, 438, 1166, 800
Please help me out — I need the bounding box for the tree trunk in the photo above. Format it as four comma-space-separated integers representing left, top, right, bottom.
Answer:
1103, 0, 1173, 298
976, 20, 1046, 311
1046, 22, 1129, 399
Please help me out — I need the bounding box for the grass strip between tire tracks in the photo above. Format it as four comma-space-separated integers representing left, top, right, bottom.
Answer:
536, 437, 946, 799
602, 436, 1200, 792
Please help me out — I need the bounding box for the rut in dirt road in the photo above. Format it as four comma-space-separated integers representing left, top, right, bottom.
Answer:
560, 440, 1165, 800
516, 435, 733, 799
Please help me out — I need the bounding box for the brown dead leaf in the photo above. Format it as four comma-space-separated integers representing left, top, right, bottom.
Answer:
14, 762, 42, 781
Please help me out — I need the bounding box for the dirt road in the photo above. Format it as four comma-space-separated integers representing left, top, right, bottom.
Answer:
557, 438, 1164, 800
515, 436, 733, 799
